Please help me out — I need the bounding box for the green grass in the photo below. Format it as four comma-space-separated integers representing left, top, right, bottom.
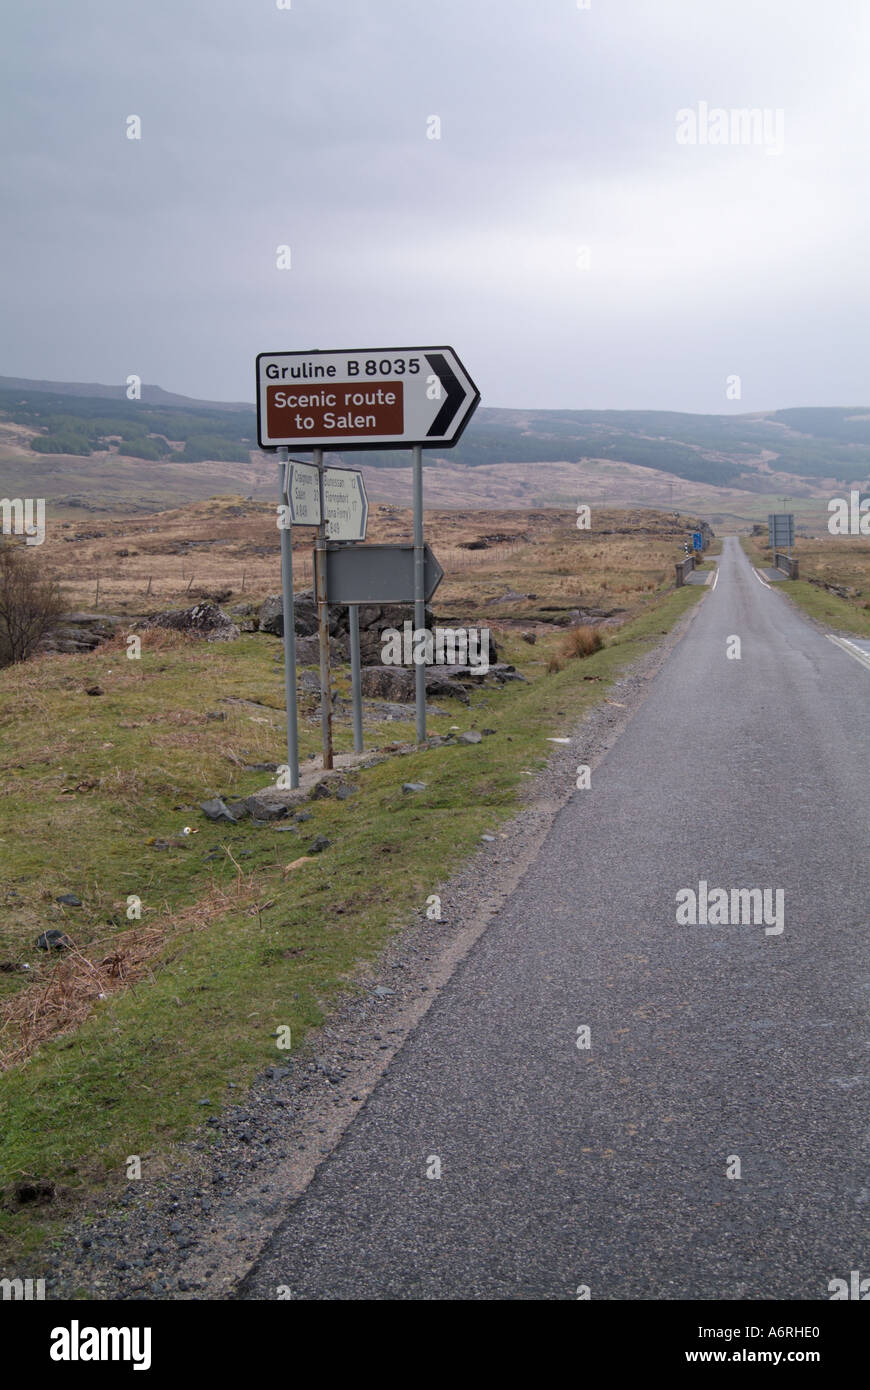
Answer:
0, 584, 704, 1260
739, 534, 870, 635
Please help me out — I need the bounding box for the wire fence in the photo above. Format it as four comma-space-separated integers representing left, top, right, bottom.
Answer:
57, 539, 532, 609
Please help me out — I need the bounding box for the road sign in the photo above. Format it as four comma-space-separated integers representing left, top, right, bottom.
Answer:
692, 531, 703, 551
284, 459, 321, 525
256, 346, 480, 450
323, 543, 444, 605
768, 513, 794, 549
323, 467, 368, 541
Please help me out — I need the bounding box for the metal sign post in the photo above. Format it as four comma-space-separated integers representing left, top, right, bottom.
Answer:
313, 448, 333, 770
277, 447, 299, 789
412, 445, 426, 744
348, 605, 363, 753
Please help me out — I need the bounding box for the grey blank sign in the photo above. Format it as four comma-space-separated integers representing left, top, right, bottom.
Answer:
323, 543, 444, 604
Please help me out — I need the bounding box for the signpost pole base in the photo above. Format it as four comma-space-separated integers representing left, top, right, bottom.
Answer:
277, 447, 299, 789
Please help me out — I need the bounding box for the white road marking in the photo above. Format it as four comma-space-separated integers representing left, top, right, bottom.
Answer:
826, 634, 870, 673
708, 568, 719, 591
753, 568, 772, 590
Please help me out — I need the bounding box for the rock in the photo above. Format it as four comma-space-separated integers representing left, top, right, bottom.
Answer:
206, 711, 227, 721
56, 893, 82, 906
243, 795, 288, 821
310, 775, 353, 801
85, 686, 104, 696
360, 666, 415, 701
294, 811, 313, 823
259, 591, 318, 638
226, 801, 250, 820
228, 602, 260, 630
200, 798, 238, 823
38, 612, 123, 655
402, 782, 427, 793
522, 631, 537, 644
309, 835, 331, 854
36, 930, 72, 951
288, 632, 350, 664
481, 834, 496, 842
482, 728, 497, 736
148, 603, 240, 642
458, 730, 482, 744
360, 665, 469, 705
372, 985, 394, 998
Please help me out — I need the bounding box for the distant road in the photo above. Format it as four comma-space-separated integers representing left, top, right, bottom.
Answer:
243, 536, 869, 1300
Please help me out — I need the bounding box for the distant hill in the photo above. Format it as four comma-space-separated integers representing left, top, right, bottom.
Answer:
1, 375, 868, 519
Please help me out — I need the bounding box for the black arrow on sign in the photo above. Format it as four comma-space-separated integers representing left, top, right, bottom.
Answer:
425, 353, 466, 438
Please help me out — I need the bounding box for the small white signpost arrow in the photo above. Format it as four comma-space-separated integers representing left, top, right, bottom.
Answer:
284, 459, 321, 525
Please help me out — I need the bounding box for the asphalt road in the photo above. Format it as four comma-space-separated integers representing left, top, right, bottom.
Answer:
242, 537, 869, 1300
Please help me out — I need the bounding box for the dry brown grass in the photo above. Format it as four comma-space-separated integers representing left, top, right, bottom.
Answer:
38, 498, 699, 625
560, 625, 606, 659
0, 852, 263, 1071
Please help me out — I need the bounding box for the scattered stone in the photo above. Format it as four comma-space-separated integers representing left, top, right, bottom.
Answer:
200, 798, 238, 823
522, 631, 537, 644
402, 782, 427, 793
335, 784, 356, 801
206, 711, 227, 721
226, 801, 250, 820
56, 893, 82, 907
372, 985, 394, 999
85, 686, 104, 697
481, 834, 496, 842
36, 930, 72, 951
458, 731, 482, 745
294, 811, 312, 823
309, 836, 331, 854
481, 729, 497, 736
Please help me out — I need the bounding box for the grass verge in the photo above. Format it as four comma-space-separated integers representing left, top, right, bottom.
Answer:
0, 583, 704, 1261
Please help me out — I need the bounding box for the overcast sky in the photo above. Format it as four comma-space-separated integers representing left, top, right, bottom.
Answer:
2, 0, 867, 412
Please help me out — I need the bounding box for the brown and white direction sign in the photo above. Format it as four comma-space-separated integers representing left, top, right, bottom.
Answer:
256, 346, 479, 451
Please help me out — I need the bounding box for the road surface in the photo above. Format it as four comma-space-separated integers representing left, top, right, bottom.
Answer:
242, 536, 869, 1300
